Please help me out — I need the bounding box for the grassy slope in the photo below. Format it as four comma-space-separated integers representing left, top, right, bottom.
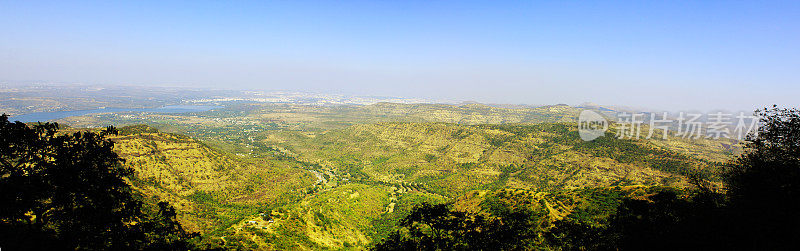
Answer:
449, 185, 671, 229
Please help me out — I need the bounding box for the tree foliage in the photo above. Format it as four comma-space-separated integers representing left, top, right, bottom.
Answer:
373, 200, 545, 251
723, 106, 800, 249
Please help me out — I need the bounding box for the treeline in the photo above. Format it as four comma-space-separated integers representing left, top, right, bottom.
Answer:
374, 106, 800, 250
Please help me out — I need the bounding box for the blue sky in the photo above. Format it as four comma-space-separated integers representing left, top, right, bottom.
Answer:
1, 0, 798, 111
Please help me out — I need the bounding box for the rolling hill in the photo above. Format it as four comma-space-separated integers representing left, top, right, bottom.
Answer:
53, 103, 735, 249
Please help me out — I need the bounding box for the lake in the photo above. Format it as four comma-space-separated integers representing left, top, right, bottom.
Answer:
8, 105, 223, 122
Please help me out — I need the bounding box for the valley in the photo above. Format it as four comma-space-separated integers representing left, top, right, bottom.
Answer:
37, 98, 736, 249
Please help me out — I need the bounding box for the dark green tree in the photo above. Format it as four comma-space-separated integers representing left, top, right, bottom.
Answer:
544, 219, 609, 251
724, 106, 800, 249
373, 200, 544, 251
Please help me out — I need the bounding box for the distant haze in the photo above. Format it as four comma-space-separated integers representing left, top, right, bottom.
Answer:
1, 1, 799, 111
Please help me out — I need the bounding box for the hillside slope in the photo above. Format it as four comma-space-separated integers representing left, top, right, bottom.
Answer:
268, 122, 720, 197
110, 126, 315, 242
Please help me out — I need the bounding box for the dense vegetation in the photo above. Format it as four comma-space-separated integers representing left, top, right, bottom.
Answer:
0, 115, 197, 250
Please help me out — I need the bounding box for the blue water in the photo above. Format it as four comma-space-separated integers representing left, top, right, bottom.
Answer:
7, 105, 223, 122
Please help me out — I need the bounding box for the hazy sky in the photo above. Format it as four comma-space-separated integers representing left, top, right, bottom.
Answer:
1, 1, 799, 111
